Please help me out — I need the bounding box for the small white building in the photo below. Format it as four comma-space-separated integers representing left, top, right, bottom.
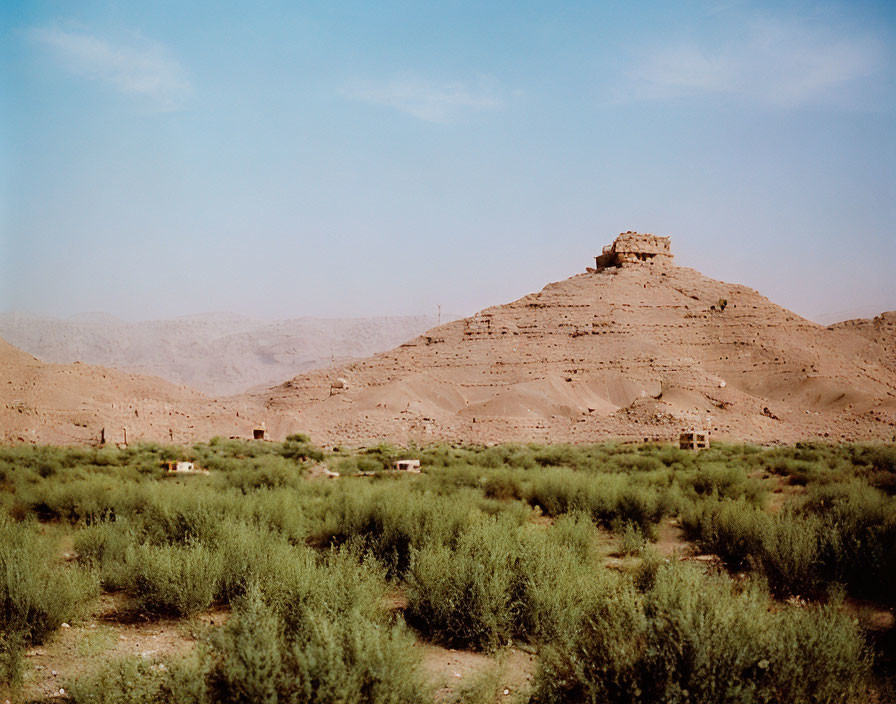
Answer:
164, 461, 210, 475
393, 459, 421, 473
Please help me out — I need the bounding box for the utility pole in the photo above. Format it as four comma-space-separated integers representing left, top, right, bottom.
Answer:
438, 304, 441, 326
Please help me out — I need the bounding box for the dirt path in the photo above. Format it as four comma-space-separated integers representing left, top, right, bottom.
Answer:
19, 595, 226, 703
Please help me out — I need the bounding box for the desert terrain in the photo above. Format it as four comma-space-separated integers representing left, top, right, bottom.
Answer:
265, 235, 896, 446
2, 234, 894, 447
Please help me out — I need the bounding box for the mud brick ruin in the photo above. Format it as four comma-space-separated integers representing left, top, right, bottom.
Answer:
594, 231, 673, 269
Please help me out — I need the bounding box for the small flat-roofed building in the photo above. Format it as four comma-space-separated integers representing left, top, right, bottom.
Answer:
163, 461, 210, 475
393, 459, 421, 473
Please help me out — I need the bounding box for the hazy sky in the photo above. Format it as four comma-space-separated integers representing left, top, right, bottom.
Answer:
2, 0, 894, 323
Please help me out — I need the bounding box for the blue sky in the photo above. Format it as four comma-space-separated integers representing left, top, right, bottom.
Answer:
2, 0, 894, 323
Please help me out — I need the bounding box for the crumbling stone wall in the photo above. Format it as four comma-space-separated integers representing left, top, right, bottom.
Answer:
595, 232, 673, 269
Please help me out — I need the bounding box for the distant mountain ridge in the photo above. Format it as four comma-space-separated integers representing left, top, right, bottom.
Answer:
0, 312, 456, 396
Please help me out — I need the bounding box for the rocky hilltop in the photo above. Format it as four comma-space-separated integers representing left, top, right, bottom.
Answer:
265, 233, 896, 445
829, 312, 896, 375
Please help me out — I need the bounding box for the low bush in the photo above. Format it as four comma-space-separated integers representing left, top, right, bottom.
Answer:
535, 562, 872, 704
66, 652, 209, 704
680, 462, 766, 505
616, 521, 648, 556
406, 516, 523, 651
406, 515, 616, 651
681, 497, 769, 570
0, 518, 98, 642
206, 587, 426, 704
684, 483, 896, 601
67, 656, 183, 704
0, 518, 97, 689
526, 469, 674, 533
312, 484, 478, 576
123, 541, 225, 616
0, 631, 25, 693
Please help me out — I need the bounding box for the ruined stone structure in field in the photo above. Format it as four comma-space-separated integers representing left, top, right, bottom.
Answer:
594, 231, 673, 269
679, 430, 711, 450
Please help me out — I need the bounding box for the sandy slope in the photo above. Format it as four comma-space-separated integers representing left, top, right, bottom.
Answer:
0, 337, 277, 445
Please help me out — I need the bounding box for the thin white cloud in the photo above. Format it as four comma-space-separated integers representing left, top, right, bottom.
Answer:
617, 15, 885, 108
343, 74, 503, 123
29, 26, 191, 111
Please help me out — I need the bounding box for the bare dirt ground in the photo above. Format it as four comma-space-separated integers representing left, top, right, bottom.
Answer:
419, 643, 537, 703
21, 593, 222, 703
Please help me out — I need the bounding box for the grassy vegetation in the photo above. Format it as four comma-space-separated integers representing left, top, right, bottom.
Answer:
0, 439, 893, 702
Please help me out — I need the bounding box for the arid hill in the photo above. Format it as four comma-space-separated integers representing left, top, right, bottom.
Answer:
3, 233, 894, 447
264, 233, 896, 446
0, 336, 279, 445
829, 312, 896, 374
0, 312, 450, 396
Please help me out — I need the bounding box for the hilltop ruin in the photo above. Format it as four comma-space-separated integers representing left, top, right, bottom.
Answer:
593, 231, 673, 269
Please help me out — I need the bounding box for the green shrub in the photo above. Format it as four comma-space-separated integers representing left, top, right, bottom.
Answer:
124, 541, 225, 616
684, 483, 896, 601
518, 527, 622, 644
66, 653, 208, 704
312, 484, 477, 576
534, 578, 646, 703
0, 631, 25, 693
482, 470, 524, 501
406, 516, 614, 651
217, 455, 306, 491
406, 516, 522, 650
551, 511, 597, 562
75, 519, 141, 589
67, 657, 175, 704
800, 482, 896, 601
278, 434, 325, 463
759, 511, 825, 597
681, 497, 768, 570
0, 518, 97, 689
681, 462, 765, 505
259, 547, 388, 635
616, 522, 648, 556
206, 586, 426, 704
0, 518, 98, 643
535, 563, 872, 704
526, 469, 673, 534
